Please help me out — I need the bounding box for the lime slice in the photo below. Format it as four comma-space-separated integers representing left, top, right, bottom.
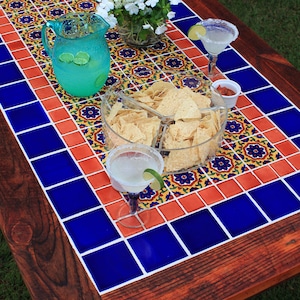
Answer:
143, 168, 164, 191
58, 52, 74, 63
187, 24, 206, 40
73, 51, 90, 65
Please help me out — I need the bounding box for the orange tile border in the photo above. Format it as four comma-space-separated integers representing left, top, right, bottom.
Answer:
117, 219, 144, 237
252, 117, 275, 132
165, 30, 184, 40
63, 131, 86, 147
41, 96, 63, 111
55, 119, 78, 134
0, 31, 20, 43
198, 185, 224, 205
48, 107, 70, 122
79, 157, 103, 175
143, 208, 165, 229
287, 153, 300, 170
253, 165, 278, 183
270, 159, 295, 177
96, 186, 122, 205
70, 143, 94, 161
35, 86, 57, 100
105, 200, 126, 220
263, 128, 286, 143
241, 106, 263, 120
275, 140, 299, 156
174, 38, 194, 49
23, 66, 44, 78
18, 57, 38, 69
29, 76, 50, 89
235, 172, 261, 190
235, 94, 252, 108
182, 47, 203, 58
88, 171, 111, 189
178, 193, 205, 213
217, 179, 243, 199
191, 56, 209, 68
159, 200, 185, 221
12, 48, 30, 60
7, 40, 25, 51
0, 24, 14, 35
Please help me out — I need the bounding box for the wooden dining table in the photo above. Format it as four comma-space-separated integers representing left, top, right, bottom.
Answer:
0, 0, 299, 299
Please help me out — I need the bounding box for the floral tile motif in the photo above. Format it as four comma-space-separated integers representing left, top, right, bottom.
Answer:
6, 8, 43, 29
165, 169, 211, 196
233, 135, 282, 169
38, 4, 72, 20
204, 145, 248, 182
137, 186, 173, 209
3, 0, 31, 13
224, 110, 259, 143
68, 99, 102, 127
82, 125, 106, 155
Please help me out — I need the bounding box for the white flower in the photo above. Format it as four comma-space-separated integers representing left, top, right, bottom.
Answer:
105, 14, 118, 28
145, 0, 159, 8
155, 24, 167, 34
169, 0, 180, 4
167, 11, 175, 19
95, 6, 109, 18
143, 23, 154, 30
125, 2, 139, 15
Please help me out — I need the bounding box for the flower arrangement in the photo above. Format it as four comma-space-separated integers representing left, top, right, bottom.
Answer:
96, 0, 180, 46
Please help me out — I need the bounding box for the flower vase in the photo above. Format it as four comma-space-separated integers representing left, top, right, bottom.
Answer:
118, 21, 162, 48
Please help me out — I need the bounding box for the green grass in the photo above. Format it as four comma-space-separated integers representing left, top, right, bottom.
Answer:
218, 0, 300, 71
0, 1, 299, 299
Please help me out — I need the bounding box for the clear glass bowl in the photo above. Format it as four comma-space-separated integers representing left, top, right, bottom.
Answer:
101, 75, 227, 174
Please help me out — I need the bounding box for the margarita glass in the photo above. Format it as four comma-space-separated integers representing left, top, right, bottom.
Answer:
195, 19, 238, 77
106, 143, 164, 228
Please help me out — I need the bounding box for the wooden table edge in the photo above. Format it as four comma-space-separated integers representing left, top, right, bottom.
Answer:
0, 0, 300, 299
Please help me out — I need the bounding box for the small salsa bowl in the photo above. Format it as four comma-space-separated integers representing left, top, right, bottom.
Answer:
212, 79, 241, 109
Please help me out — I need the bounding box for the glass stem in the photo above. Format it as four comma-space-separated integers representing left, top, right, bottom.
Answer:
208, 54, 218, 77
128, 193, 139, 215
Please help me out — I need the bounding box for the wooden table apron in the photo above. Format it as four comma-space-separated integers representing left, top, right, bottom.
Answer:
0, 0, 300, 299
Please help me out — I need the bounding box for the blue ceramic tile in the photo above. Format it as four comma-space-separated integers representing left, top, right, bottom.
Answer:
269, 108, 300, 137
64, 209, 120, 253
292, 136, 300, 149
5, 102, 50, 133
217, 49, 248, 73
0, 81, 36, 109
250, 180, 300, 220
32, 151, 82, 187
0, 62, 24, 85
47, 178, 100, 218
174, 16, 200, 37
212, 194, 267, 237
0, 44, 12, 63
18, 125, 65, 159
247, 87, 292, 114
83, 241, 142, 291
171, 3, 195, 20
128, 225, 187, 272
285, 173, 300, 197
226, 68, 269, 92
171, 209, 228, 254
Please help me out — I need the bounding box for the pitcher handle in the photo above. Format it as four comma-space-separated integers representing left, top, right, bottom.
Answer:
41, 21, 56, 59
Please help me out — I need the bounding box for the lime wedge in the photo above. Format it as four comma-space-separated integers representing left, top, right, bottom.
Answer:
73, 51, 90, 65
143, 168, 164, 191
187, 24, 206, 40
58, 52, 74, 63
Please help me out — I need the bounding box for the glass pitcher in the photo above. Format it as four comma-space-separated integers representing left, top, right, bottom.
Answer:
42, 13, 110, 97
